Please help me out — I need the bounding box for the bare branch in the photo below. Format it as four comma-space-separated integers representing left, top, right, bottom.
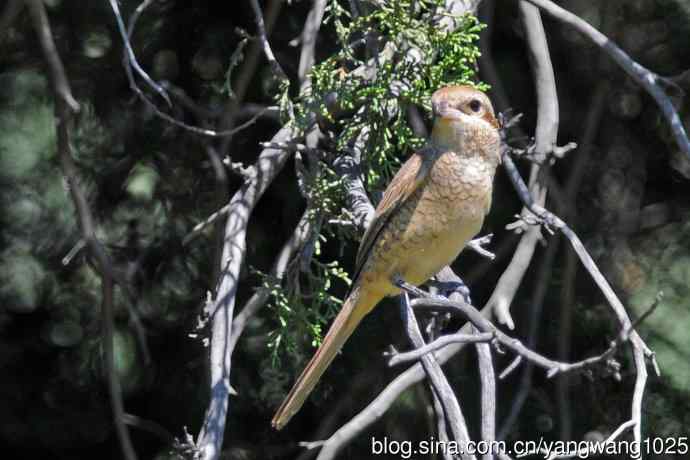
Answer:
501, 151, 656, 444
479, 0, 561, 332
26, 0, 79, 112
108, 0, 171, 106
109, 0, 265, 138
249, 0, 288, 83
333, 146, 376, 230
227, 210, 315, 355
467, 234, 496, 260
196, 126, 297, 460
299, 0, 328, 84
398, 291, 476, 460
407, 294, 651, 383
388, 332, 495, 366
522, 0, 690, 160
475, 328, 496, 460
519, 1, 559, 162
498, 356, 522, 380
26, 1, 136, 458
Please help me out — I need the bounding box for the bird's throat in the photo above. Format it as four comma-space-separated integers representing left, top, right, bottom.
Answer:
431, 118, 500, 167
431, 119, 464, 151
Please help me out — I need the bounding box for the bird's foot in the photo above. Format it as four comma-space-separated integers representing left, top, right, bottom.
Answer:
393, 276, 462, 304
429, 278, 472, 305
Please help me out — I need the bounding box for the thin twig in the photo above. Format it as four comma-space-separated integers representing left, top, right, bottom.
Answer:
522, 0, 690, 160
467, 234, 496, 260
498, 356, 522, 380
249, 0, 288, 82
111, 0, 264, 138
503, 148, 656, 443
108, 0, 170, 106
388, 332, 495, 365
407, 295, 653, 381
217, 1, 284, 151
26, 1, 137, 459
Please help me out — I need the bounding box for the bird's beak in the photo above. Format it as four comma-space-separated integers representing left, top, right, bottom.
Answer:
432, 101, 464, 121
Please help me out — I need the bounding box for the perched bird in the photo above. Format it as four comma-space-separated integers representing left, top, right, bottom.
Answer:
272, 85, 501, 430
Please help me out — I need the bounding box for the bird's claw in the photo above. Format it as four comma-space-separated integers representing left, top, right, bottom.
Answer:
430, 279, 472, 305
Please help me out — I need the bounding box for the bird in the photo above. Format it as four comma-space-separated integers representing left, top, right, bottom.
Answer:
272, 85, 501, 430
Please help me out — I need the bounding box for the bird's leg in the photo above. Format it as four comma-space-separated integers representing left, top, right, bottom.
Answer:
392, 275, 430, 298
392, 276, 448, 339
392, 275, 458, 303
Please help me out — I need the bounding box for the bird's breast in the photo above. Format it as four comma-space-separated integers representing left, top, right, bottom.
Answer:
358, 150, 497, 297
427, 150, 495, 220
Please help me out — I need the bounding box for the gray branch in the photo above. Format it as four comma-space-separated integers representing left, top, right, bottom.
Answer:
399, 293, 476, 460
196, 126, 297, 460
522, 0, 690, 160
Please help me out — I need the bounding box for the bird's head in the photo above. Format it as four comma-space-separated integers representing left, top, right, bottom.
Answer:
430, 85, 500, 163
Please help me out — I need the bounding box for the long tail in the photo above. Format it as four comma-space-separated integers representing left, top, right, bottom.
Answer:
271, 286, 378, 430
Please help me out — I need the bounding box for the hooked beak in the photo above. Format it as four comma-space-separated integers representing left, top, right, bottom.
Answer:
432, 101, 464, 121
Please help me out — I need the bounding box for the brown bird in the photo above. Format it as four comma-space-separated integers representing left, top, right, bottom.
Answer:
272, 85, 501, 430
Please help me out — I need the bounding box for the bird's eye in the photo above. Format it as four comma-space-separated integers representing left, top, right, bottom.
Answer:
469, 99, 482, 113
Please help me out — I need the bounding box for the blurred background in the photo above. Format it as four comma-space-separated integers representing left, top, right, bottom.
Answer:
0, 0, 689, 459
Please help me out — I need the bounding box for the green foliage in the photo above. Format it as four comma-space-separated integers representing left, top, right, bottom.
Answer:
628, 218, 690, 394
296, 0, 485, 183
0, 72, 55, 180
265, 0, 486, 369
257, 252, 351, 368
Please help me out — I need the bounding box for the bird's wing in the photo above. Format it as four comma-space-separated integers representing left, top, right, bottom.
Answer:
352, 147, 434, 280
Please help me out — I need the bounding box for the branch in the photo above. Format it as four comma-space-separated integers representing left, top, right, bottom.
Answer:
475, 326, 496, 460
466, 234, 496, 260
333, 149, 376, 230
518, 1, 559, 162
479, 0, 562, 331
227, 209, 315, 355
398, 292, 476, 460
483, 16, 560, 333
406, 293, 655, 382
299, 0, 328, 84
521, 0, 690, 160
26, 0, 79, 112
249, 0, 288, 82
195, 126, 297, 460
216, 1, 284, 150
26, 1, 136, 459
501, 151, 657, 444
388, 332, 495, 366
109, 0, 265, 138
108, 0, 171, 106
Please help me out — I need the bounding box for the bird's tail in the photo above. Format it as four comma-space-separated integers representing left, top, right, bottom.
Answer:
271, 285, 378, 430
